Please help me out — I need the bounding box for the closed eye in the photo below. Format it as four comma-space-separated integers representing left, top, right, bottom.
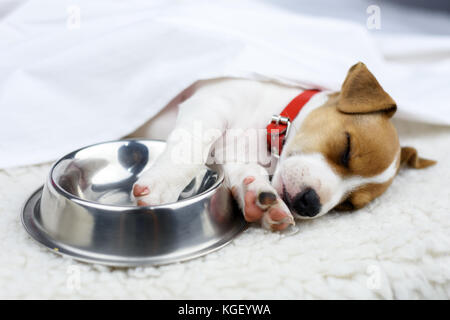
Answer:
341, 132, 351, 168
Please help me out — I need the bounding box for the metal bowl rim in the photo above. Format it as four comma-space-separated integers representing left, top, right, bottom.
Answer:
48, 138, 225, 211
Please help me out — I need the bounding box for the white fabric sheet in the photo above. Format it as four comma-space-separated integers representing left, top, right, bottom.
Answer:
1, 0, 449, 169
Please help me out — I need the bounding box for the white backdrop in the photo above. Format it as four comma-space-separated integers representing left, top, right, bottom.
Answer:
1, 0, 449, 168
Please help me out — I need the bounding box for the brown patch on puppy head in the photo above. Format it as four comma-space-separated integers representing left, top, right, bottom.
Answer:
286, 95, 400, 178
286, 62, 400, 178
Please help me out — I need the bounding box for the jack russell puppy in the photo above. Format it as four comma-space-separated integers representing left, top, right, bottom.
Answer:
131, 62, 435, 231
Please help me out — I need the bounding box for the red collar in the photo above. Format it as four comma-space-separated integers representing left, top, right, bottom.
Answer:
266, 89, 320, 157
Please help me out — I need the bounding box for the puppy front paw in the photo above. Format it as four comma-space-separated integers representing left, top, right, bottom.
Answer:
232, 176, 294, 231
133, 166, 192, 206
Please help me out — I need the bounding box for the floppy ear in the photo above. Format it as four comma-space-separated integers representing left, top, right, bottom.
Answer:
337, 62, 397, 117
400, 147, 436, 169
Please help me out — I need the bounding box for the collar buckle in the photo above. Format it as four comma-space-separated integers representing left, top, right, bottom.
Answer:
268, 115, 291, 158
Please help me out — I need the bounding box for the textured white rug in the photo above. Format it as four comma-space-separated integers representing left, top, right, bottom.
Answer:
1, 119, 449, 299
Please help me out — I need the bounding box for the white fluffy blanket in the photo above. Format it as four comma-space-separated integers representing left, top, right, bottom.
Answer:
1, 119, 449, 299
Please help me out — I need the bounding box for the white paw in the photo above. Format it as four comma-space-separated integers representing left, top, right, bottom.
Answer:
133, 165, 197, 205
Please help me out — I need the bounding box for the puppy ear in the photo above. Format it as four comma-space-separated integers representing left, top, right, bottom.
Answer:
337, 62, 397, 117
400, 147, 436, 169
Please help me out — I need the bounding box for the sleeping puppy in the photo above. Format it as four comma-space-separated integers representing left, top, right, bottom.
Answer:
131, 62, 436, 231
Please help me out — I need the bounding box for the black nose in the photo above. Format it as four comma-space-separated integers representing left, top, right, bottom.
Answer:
292, 188, 321, 217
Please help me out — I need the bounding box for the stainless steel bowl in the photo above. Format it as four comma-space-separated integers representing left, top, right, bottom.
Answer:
22, 139, 246, 267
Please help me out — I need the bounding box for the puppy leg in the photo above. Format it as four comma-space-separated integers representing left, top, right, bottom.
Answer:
133, 96, 228, 206
224, 162, 294, 231
133, 161, 207, 205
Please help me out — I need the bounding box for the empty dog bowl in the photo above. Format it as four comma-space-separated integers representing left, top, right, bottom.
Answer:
22, 139, 247, 267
